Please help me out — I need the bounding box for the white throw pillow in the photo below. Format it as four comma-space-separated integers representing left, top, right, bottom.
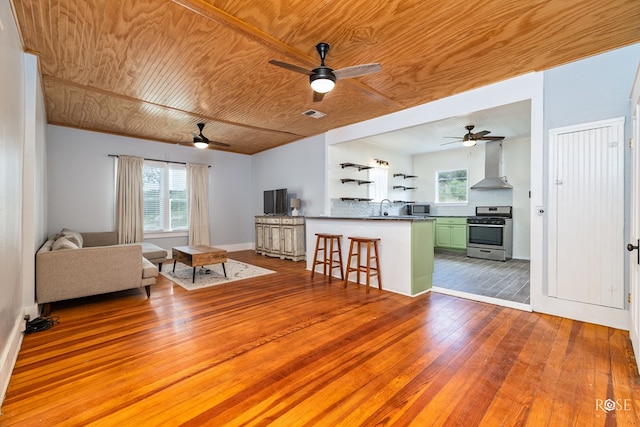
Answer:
61, 228, 83, 248
52, 236, 79, 251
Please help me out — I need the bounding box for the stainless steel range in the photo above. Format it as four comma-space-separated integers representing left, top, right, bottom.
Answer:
467, 206, 513, 261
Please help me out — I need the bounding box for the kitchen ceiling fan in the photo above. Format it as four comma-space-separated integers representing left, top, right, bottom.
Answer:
179, 123, 230, 149
442, 125, 505, 147
269, 42, 382, 102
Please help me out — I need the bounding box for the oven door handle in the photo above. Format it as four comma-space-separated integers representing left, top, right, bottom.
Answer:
468, 224, 504, 228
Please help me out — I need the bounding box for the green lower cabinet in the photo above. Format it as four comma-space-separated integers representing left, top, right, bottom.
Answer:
435, 224, 452, 247
449, 224, 467, 249
435, 217, 467, 251
411, 221, 434, 295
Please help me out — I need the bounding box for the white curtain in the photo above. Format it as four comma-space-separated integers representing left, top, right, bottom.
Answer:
115, 155, 144, 243
187, 163, 211, 246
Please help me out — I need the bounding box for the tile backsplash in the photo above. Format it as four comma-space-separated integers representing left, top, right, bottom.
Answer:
330, 199, 405, 217
331, 189, 513, 217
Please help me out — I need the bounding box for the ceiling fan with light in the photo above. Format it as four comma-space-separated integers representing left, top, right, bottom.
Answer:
179, 123, 230, 149
442, 125, 505, 147
269, 42, 382, 102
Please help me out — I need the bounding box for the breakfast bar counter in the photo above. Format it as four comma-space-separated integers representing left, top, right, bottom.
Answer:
305, 216, 435, 296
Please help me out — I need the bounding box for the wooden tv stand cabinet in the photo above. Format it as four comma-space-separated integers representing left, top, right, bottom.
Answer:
255, 216, 305, 261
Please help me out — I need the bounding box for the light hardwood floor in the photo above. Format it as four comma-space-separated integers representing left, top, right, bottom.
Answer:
2, 250, 639, 425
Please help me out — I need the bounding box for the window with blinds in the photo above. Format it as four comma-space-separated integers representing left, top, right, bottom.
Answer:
143, 161, 188, 232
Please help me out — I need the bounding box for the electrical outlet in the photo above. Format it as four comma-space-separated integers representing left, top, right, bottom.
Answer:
20, 314, 30, 333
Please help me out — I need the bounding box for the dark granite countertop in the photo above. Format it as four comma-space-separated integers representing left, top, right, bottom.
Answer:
305, 215, 436, 221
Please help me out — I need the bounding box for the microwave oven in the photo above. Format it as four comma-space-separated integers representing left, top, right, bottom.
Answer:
408, 203, 430, 215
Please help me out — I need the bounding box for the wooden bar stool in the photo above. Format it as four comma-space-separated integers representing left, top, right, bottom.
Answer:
311, 233, 344, 283
343, 237, 381, 293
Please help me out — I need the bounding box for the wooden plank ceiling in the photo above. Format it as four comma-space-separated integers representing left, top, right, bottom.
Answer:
10, 0, 640, 155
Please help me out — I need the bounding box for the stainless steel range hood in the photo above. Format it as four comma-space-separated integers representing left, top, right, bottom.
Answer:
470, 140, 512, 190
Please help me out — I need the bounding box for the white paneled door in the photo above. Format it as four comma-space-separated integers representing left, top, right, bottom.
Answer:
549, 118, 625, 309
629, 68, 640, 372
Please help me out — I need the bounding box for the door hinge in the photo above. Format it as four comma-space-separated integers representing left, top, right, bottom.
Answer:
629, 293, 631, 304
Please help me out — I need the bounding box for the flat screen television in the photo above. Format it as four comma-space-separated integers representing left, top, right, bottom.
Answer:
264, 188, 288, 215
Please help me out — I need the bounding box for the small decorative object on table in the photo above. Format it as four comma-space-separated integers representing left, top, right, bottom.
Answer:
291, 198, 301, 216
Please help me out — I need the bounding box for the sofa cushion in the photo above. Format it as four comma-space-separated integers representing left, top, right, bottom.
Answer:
122, 242, 167, 263
61, 228, 83, 248
80, 231, 118, 247
52, 236, 79, 251
139, 242, 166, 261
142, 257, 159, 279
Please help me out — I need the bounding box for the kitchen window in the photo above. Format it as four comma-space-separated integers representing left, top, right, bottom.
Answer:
436, 168, 468, 203
368, 166, 389, 202
143, 161, 188, 233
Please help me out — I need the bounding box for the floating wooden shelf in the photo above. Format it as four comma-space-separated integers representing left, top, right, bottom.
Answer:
340, 162, 373, 171
393, 173, 418, 179
393, 186, 417, 190
341, 178, 373, 185
340, 197, 373, 202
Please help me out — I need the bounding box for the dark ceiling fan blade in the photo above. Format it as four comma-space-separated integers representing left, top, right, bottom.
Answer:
477, 136, 505, 141
334, 63, 382, 80
208, 140, 231, 147
197, 133, 230, 147
183, 123, 231, 148
207, 139, 231, 147
471, 130, 491, 139
179, 138, 230, 148
312, 91, 325, 102
443, 125, 505, 146
268, 60, 313, 75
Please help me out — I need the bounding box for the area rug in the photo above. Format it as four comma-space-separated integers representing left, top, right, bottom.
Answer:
160, 259, 275, 291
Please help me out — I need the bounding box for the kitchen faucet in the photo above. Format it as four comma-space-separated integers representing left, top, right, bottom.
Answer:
379, 199, 392, 216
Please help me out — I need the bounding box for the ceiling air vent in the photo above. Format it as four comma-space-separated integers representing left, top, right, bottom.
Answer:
301, 109, 326, 119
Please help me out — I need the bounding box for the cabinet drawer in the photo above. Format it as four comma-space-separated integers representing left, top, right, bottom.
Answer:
281, 217, 300, 225
263, 217, 282, 225
435, 217, 467, 225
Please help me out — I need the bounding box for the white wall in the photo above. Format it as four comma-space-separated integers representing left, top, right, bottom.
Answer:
328, 140, 413, 203
251, 134, 326, 217
0, 2, 47, 407
0, 0, 25, 405
503, 137, 531, 259
413, 145, 485, 208
22, 54, 48, 313
46, 126, 254, 251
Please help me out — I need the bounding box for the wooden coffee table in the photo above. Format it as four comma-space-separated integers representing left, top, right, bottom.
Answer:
172, 245, 228, 283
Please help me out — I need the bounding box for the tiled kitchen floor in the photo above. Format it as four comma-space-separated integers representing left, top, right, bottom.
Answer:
432, 252, 530, 304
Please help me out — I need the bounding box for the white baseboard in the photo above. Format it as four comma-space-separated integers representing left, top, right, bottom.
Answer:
0, 314, 25, 408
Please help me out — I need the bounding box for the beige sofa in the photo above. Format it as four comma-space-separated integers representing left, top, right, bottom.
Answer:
36, 230, 164, 314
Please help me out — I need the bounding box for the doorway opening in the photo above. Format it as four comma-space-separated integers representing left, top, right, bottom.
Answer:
432, 252, 530, 308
